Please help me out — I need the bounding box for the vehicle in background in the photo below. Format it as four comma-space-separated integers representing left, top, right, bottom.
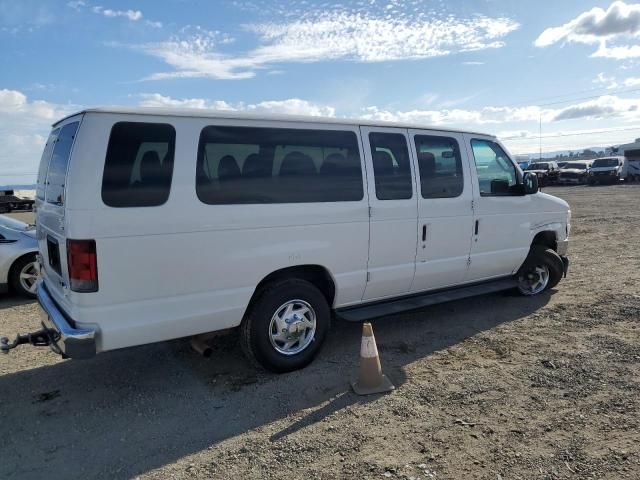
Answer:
557, 160, 593, 185
524, 161, 560, 186
557, 161, 569, 169
0, 192, 35, 213
5, 108, 570, 371
588, 156, 627, 185
518, 161, 529, 170
0, 215, 39, 298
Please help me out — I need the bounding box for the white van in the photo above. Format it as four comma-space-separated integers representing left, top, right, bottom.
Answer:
2, 108, 570, 372
588, 156, 629, 184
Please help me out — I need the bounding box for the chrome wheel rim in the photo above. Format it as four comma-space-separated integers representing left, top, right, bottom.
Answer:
268, 299, 316, 356
518, 265, 550, 295
19, 261, 39, 294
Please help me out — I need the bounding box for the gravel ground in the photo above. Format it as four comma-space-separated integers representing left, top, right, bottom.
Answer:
1, 185, 639, 480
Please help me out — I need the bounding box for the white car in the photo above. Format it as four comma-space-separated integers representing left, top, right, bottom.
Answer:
3, 108, 570, 370
0, 215, 39, 298
558, 161, 592, 185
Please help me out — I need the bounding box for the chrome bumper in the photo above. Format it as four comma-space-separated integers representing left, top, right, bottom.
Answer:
557, 238, 569, 256
37, 281, 97, 359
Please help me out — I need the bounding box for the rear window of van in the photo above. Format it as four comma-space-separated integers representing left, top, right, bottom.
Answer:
40, 122, 79, 205
102, 122, 176, 208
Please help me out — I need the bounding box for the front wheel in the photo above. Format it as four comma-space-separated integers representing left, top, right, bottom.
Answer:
240, 279, 330, 373
516, 246, 563, 296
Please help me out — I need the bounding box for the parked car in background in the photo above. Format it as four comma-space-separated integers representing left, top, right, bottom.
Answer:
557, 161, 569, 169
0, 215, 39, 298
518, 161, 529, 170
15, 107, 570, 371
588, 156, 627, 185
557, 160, 593, 185
524, 161, 560, 186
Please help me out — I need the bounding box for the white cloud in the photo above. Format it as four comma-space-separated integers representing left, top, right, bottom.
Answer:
624, 76, 640, 86
93, 6, 142, 21
535, 1, 640, 59
594, 72, 619, 89
0, 89, 75, 185
137, 11, 518, 80
551, 95, 640, 121
137, 93, 336, 117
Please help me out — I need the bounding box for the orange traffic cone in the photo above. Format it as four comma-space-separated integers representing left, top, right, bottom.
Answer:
351, 322, 395, 395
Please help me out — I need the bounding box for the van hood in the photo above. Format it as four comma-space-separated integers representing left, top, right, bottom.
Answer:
537, 191, 569, 212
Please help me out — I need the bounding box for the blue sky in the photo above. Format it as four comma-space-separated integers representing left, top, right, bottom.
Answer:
2, 0, 640, 184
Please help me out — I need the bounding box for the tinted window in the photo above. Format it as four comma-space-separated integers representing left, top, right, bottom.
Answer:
36, 128, 60, 201
45, 122, 79, 205
102, 122, 175, 207
196, 126, 363, 204
470, 139, 518, 196
369, 132, 412, 200
414, 135, 463, 198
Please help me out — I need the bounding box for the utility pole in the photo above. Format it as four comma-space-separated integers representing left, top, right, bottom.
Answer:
539, 113, 542, 161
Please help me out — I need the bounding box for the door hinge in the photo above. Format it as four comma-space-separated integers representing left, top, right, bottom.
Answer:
368, 206, 372, 218
466, 257, 472, 267
471, 200, 475, 212
366, 272, 371, 282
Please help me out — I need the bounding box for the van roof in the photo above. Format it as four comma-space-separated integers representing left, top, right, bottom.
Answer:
54, 106, 496, 138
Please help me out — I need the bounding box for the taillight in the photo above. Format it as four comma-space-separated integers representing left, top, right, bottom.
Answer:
67, 239, 98, 292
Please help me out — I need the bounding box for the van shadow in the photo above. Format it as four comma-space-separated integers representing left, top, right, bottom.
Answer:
0, 290, 551, 479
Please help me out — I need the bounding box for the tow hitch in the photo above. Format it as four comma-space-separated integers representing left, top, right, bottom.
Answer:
0, 328, 57, 354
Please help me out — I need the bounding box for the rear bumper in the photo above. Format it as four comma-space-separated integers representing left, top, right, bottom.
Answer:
37, 281, 97, 359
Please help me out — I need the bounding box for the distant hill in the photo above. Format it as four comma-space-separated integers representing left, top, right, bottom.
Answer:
523, 146, 608, 160
0, 184, 36, 190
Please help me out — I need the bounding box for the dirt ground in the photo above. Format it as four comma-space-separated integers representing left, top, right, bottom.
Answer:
1, 185, 639, 480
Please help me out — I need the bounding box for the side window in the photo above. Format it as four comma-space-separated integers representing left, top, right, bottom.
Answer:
470, 139, 518, 196
45, 122, 79, 205
196, 126, 363, 204
36, 128, 60, 201
414, 135, 464, 199
369, 132, 412, 200
102, 122, 176, 208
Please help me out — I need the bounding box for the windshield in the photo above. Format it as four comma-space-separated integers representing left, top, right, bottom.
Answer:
526, 163, 549, 170
562, 162, 588, 170
592, 158, 619, 168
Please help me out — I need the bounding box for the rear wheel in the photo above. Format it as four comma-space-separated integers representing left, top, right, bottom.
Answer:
240, 279, 330, 373
516, 246, 563, 296
10, 254, 38, 298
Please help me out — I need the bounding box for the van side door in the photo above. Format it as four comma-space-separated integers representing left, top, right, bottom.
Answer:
360, 127, 418, 301
463, 135, 532, 282
408, 130, 474, 292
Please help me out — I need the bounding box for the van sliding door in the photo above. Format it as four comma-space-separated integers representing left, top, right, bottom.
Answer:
360, 127, 418, 301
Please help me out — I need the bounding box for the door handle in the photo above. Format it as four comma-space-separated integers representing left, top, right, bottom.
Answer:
422, 224, 427, 242
474, 220, 479, 235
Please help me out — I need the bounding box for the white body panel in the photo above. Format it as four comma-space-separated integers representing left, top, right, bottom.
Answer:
408, 129, 474, 292
34, 109, 570, 354
360, 126, 417, 301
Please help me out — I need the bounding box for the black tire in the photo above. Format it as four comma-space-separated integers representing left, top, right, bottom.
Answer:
240, 278, 330, 373
516, 245, 563, 295
9, 254, 38, 299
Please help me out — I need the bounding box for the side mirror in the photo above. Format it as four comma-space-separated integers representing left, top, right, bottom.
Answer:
523, 172, 539, 194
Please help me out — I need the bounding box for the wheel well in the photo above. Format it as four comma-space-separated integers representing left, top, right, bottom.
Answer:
531, 231, 557, 252
252, 265, 336, 308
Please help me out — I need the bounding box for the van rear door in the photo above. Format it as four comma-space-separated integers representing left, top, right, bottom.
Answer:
36, 116, 82, 299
